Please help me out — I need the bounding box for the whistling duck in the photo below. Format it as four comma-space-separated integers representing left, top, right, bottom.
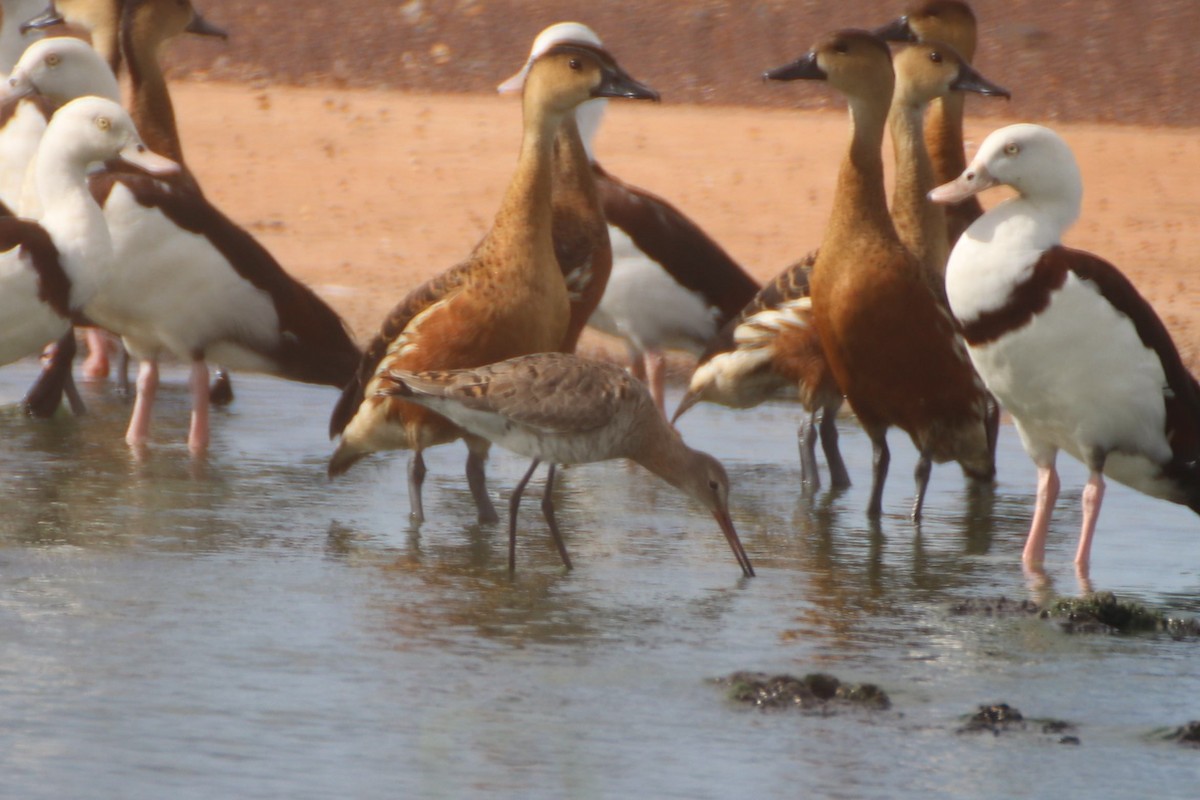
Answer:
38, 0, 359, 455
876, 0, 984, 247
497, 22, 613, 355
674, 41, 1006, 492
0, 96, 176, 369
766, 30, 995, 520
673, 260, 849, 491
378, 352, 754, 577
932, 123, 1200, 574
328, 41, 658, 525
887, 39, 1008, 302
499, 22, 758, 415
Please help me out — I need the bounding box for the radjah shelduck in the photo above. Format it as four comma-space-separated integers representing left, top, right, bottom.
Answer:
765, 30, 996, 520
0, 0, 49, 215
0, 96, 177, 373
376, 352, 755, 578
499, 22, 759, 415
0, 35, 122, 415
931, 123, 1200, 576
28, 0, 236, 393
875, 0, 985, 248
35, 0, 360, 456
328, 41, 659, 524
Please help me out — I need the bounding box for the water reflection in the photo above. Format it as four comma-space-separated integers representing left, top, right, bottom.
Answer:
1, 365, 1198, 799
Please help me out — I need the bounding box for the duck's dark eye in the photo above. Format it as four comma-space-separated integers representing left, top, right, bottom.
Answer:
833, 41, 849, 54
708, 480, 720, 492
568, 58, 582, 71
929, 51, 943, 64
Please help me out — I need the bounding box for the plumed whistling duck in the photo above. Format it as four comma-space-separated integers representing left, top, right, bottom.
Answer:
35, 0, 359, 455
499, 22, 759, 415
0, 96, 177, 372
875, 0, 985, 247
328, 41, 658, 525
377, 352, 754, 577
932, 123, 1200, 576
497, 22, 614, 356
673, 41, 1007, 493
672, 258, 849, 492
766, 30, 995, 521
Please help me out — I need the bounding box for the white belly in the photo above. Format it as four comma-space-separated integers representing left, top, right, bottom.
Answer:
86, 184, 281, 365
0, 249, 69, 365
969, 275, 1178, 499
587, 224, 718, 355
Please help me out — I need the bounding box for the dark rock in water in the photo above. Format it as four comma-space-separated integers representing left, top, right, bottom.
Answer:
958, 703, 1026, 735
1044, 592, 1165, 634
1166, 721, 1200, 747
719, 671, 890, 712
958, 703, 1080, 743
951, 592, 1200, 637
949, 597, 1040, 618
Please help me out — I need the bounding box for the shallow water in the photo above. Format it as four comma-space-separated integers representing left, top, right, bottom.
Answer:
0, 362, 1197, 800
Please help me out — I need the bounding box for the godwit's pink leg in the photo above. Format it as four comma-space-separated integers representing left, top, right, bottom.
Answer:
126, 359, 159, 448
1023, 462, 1060, 567
1075, 469, 1106, 573
187, 360, 211, 456
81, 328, 111, 380
644, 349, 667, 417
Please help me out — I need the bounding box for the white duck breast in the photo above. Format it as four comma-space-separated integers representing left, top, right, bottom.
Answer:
588, 224, 721, 355
0, 97, 177, 367
962, 251, 1179, 500
0, 98, 48, 212
0, 230, 67, 362
85, 180, 280, 369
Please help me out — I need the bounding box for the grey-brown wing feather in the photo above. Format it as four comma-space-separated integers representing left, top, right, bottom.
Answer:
393, 353, 645, 436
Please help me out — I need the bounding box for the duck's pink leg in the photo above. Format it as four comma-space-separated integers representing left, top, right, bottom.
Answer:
188, 360, 210, 456
126, 359, 159, 448
81, 328, 111, 380
644, 349, 667, 418
1023, 462, 1060, 567
1075, 470, 1105, 573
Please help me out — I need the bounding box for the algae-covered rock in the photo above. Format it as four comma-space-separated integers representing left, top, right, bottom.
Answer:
719, 671, 891, 712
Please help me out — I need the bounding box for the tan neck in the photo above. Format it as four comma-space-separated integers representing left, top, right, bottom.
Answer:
890, 92, 948, 274
925, 92, 967, 187
486, 91, 563, 270
552, 114, 602, 216
125, 35, 186, 169
822, 96, 896, 254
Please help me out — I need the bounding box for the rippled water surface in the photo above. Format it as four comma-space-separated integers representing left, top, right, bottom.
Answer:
1, 363, 1197, 799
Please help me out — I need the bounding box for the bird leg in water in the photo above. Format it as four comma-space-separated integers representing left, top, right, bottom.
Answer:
821, 405, 851, 490
798, 410, 820, 492
912, 452, 932, 522
465, 436, 498, 524
1023, 457, 1061, 567
509, 459, 542, 572
867, 431, 890, 518
408, 451, 428, 523
540, 463, 573, 570
187, 360, 211, 456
